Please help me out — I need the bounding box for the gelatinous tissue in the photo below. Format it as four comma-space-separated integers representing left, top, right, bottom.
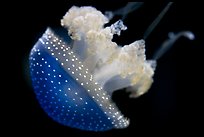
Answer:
29, 4, 194, 131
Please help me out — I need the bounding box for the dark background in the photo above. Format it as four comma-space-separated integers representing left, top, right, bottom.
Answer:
6, 1, 203, 136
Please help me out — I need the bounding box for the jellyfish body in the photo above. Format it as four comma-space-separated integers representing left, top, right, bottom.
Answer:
29, 6, 154, 131
29, 5, 194, 131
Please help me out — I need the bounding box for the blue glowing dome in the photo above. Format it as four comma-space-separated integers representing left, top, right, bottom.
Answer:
29, 28, 129, 131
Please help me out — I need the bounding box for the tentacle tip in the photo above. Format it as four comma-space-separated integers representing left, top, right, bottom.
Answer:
105, 11, 114, 20
185, 31, 195, 40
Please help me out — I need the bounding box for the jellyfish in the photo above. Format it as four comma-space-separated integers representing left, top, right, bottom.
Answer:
29, 3, 194, 131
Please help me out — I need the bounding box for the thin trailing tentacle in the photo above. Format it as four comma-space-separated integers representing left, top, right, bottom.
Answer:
153, 31, 195, 60
143, 2, 173, 40
105, 2, 143, 20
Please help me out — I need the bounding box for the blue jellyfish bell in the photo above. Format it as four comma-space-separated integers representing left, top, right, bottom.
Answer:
29, 28, 129, 131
